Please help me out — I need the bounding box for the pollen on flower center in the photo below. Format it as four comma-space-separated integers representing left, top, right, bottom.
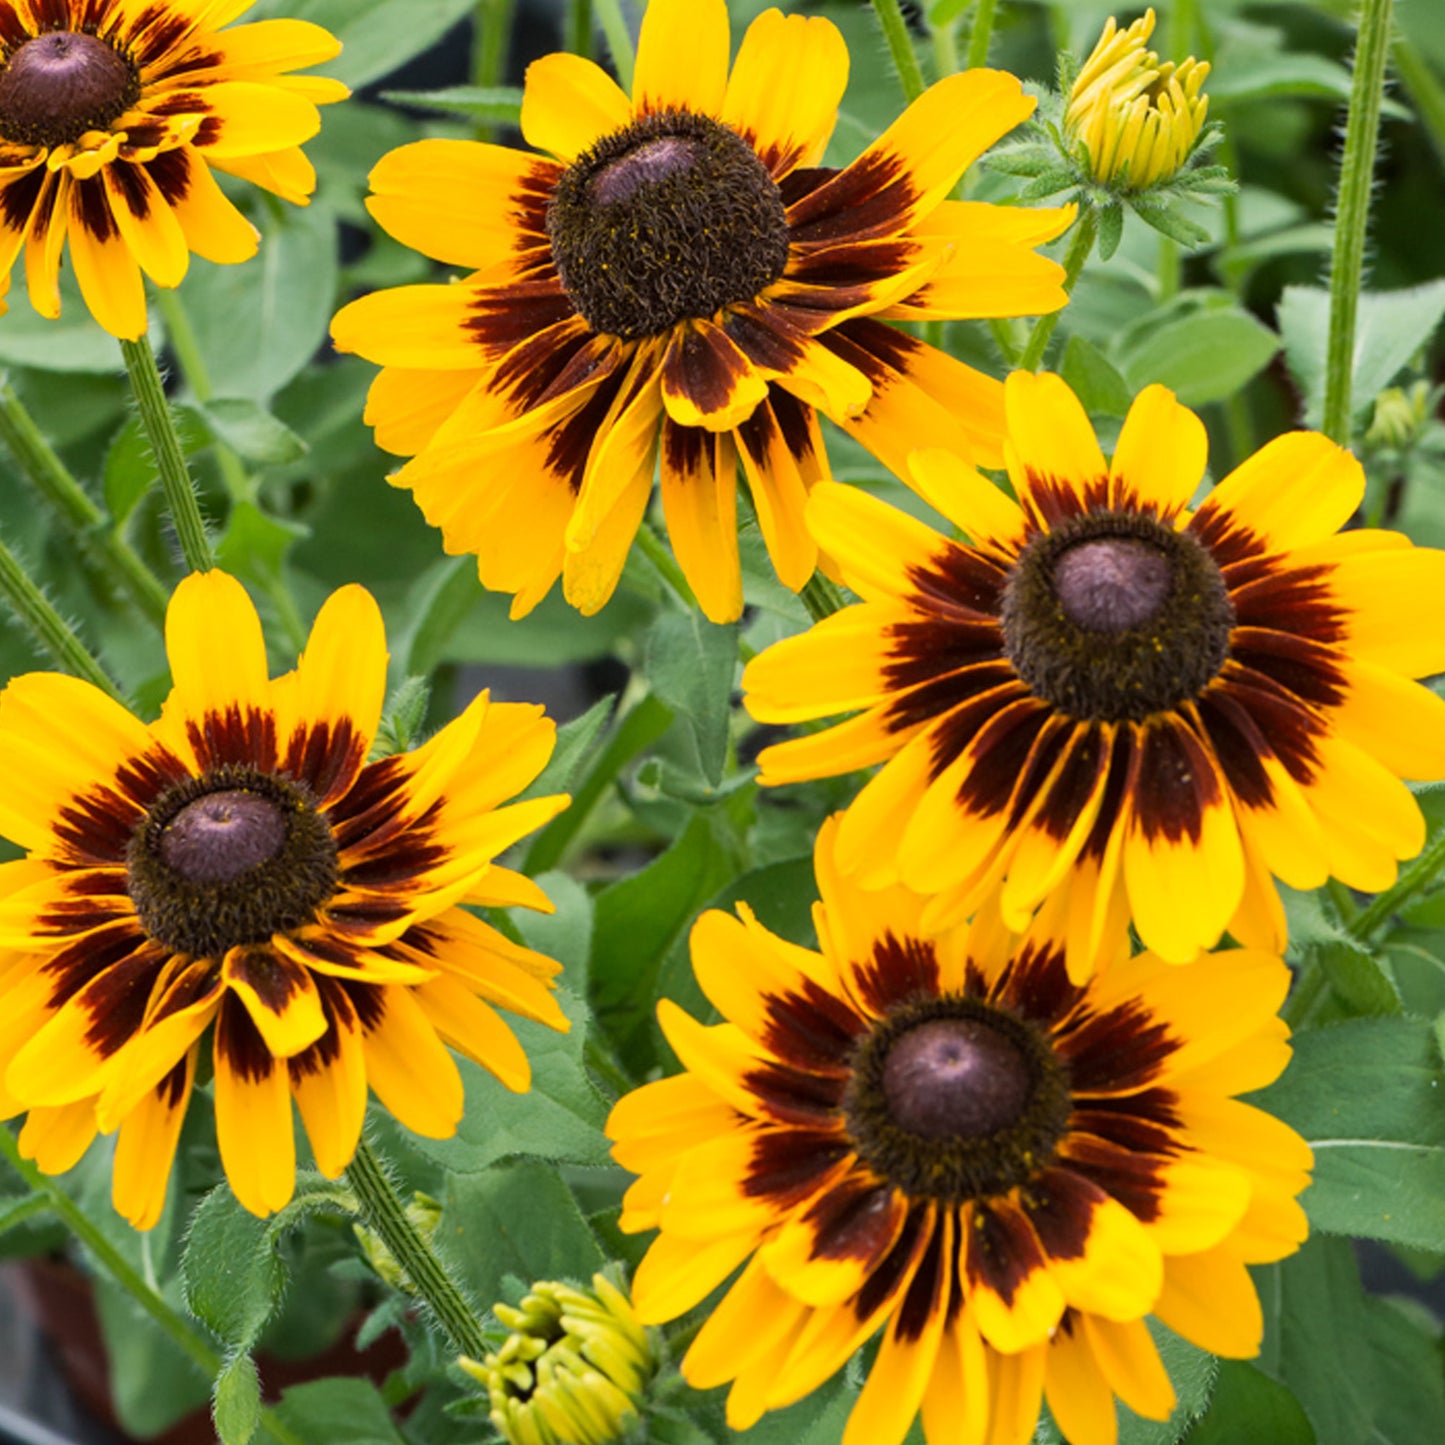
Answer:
1001, 509, 1235, 722
0, 31, 139, 149
882, 1018, 1033, 1139
547, 110, 791, 341
128, 766, 339, 959
845, 995, 1073, 1202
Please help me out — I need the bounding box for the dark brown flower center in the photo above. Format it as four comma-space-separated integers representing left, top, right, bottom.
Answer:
845, 995, 1073, 1203
547, 110, 790, 341
1000, 509, 1234, 722
882, 1018, 1033, 1139
160, 790, 287, 884
0, 31, 139, 149
128, 766, 339, 958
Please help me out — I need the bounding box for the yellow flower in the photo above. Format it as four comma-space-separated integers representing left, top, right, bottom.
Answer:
607, 817, 1311, 1445
464, 1274, 655, 1445
330, 0, 1074, 625
743, 372, 1445, 978
0, 570, 570, 1227
1065, 8, 1209, 190
0, 0, 347, 338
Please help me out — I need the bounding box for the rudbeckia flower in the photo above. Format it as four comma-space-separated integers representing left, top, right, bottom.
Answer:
744, 372, 1445, 976
329, 0, 1073, 624
0, 0, 347, 339
607, 818, 1310, 1445
0, 570, 570, 1227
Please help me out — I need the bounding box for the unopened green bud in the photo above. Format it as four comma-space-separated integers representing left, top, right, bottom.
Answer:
1367, 382, 1431, 450
462, 1274, 656, 1445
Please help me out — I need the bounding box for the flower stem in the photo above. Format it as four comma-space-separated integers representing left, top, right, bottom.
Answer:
634, 519, 697, 609
966, 0, 998, 70
565, 0, 592, 58
473, 0, 517, 139
801, 572, 847, 623
0, 533, 125, 701
1347, 824, 1445, 942
0, 378, 168, 626
1019, 207, 1098, 371
872, 0, 928, 102
120, 335, 215, 573
1321, 0, 1394, 446
593, 0, 634, 91
345, 1138, 488, 1359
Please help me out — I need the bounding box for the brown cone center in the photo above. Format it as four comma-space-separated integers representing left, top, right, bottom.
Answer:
882, 1018, 1033, 1140
160, 790, 287, 885
590, 135, 700, 205
1053, 536, 1172, 633
0, 31, 136, 147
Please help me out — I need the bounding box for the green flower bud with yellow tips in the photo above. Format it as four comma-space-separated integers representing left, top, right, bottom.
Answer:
1065, 8, 1211, 192
461, 1274, 656, 1445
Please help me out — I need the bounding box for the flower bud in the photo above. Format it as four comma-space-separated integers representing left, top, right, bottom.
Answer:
1066, 7, 1210, 191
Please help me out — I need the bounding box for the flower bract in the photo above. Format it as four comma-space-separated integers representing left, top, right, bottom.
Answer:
743, 371, 1445, 976
0, 0, 347, 338
329, 0, 1073, 624
607, 817, 1310, 1445
0, 569, 570, 1226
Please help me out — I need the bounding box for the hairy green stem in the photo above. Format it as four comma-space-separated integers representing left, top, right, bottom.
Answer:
1321, 0, 1394, 446
1348, 825, 1445, 942
565, 0, 592, 58
0, 1128, 309, 1445
345, 1138, 488, 1359
0, 534, 124, 700
473, 0, 517, 138
1019, 208, 1098, 371
593, 0, 634, 90
0, 380, 168, 626
930, 15, 959, 77
872, 0, 927, 102
966, 0, 998, 70
121, 336, 214, 573
634, 519, 697, 609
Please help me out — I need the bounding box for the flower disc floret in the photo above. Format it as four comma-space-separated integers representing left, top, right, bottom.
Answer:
0, 30, 138, 146
548, 110, 790, 340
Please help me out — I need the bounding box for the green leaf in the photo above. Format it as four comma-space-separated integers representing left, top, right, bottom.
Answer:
1096, 201, 1125, 261
523, 696, 616, 803
1278, 281, 1445, 428
1186, 1361, 1315, 1445
1061, 335, 1135, 418
381, 83, 524, 123
645, 612, 739, 788
272, 1379, 408, 1445
1120, 1325, 1216, 1442
0, 269, 159, 372
1208, 50, 1358, 104
1118, 306, 1279, 406
198, 398, 308, 464
1311, 937, 1402, 1016
215, 500, 309, 582
1255, 1235, 1445, 1445
181, 1179, 354, 1350
514, 870, 595, 996
178, 203, 339, 402
214, 1354, 262, 1445
103, 416, 158, 525
412, 989, 612, 1174
267, 0, 481, 89
1250, 1016, 1445, 1247
441, 1161, 605, 1312
592, 813, 744, 1074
